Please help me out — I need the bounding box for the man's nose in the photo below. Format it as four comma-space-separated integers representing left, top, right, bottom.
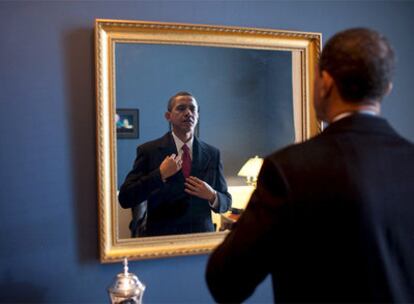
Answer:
184, 108, 192, 116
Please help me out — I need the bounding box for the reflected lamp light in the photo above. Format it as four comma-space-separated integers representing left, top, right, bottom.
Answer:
237, 155, 264, 187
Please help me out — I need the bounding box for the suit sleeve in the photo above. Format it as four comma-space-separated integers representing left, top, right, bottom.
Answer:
211, 150, 232, 214
118, 145, 164, 209
206, 157, 290, 303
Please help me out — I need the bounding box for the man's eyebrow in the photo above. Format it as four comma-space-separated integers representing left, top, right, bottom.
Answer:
175, 103, 197, 107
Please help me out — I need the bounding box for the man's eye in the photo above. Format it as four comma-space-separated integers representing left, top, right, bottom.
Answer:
175, 105, 197, 112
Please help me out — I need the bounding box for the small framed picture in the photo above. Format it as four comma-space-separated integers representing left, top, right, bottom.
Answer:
116, 109, 139, 139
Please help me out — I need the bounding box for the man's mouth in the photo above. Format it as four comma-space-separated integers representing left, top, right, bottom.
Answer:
183, 119, 194, 124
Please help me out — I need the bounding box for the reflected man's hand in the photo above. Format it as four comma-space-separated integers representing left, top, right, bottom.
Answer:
185, 176, 217, 203
160, 154, 182, 180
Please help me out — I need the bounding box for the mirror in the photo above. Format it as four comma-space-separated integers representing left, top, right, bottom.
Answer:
95, 19, 321, 262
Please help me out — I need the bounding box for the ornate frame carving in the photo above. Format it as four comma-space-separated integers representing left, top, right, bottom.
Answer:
95, 19, 321, 262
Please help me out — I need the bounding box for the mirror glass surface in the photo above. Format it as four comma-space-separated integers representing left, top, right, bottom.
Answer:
115, 44, 293, 239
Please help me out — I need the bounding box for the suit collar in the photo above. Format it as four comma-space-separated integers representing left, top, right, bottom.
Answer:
322, 113, 398, 137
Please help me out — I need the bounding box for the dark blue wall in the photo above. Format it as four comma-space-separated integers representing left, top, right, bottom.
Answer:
1, 1, 414, 302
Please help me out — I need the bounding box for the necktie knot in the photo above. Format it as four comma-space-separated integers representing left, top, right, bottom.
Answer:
181, 144, 191, 178
182, 144, 190, 153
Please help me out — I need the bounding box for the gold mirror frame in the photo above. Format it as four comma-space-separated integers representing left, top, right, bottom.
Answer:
95, 19, 321, 263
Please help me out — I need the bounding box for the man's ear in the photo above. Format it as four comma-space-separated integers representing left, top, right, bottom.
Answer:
320, 71, 334, 99
165, 112, 171, 121
385, 82, 393, 96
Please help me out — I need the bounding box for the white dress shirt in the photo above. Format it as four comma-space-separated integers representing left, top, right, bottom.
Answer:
171, 131, 194, 160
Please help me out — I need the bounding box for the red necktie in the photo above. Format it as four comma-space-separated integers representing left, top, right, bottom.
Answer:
182, 144, 191, 178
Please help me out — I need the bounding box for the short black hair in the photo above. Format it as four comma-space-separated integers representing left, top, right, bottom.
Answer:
320, 28, 395, 102
167, 91, 195, 111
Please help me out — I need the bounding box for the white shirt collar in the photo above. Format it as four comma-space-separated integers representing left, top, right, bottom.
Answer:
331, 110, 378, 123
171, 132, 193, 159
331, 112, 353, 123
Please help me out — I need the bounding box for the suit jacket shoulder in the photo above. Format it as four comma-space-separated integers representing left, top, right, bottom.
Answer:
137, 132, 174, 153
268, 114, 413, 168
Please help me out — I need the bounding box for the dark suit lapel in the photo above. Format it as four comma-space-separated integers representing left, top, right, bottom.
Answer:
157, 132, 186, 184
191, 137, 211, 178
157, 132, 178, 158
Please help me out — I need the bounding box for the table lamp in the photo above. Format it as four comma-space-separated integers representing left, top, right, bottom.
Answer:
237, 155, 263, 187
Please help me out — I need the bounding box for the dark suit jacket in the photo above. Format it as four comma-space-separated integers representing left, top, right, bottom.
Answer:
206, 114, 414, 303
119, 132, 231, 236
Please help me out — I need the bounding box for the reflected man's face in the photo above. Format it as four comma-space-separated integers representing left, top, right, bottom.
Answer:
166, 95, 199, 135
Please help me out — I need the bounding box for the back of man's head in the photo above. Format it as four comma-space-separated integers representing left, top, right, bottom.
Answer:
320, 28, 395, 102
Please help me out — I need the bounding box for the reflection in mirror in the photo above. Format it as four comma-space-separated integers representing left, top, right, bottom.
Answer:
115, 45, 293, 239
95, 19, 321, 262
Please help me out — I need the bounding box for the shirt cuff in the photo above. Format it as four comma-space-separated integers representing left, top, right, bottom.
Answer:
209, 190, 219, 208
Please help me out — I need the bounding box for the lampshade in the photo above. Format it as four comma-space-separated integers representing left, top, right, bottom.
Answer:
237, 155, 263, 186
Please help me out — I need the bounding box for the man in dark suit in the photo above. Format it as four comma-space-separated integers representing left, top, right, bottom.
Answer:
119, 92, 231, 237
206, 28, 414, 303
